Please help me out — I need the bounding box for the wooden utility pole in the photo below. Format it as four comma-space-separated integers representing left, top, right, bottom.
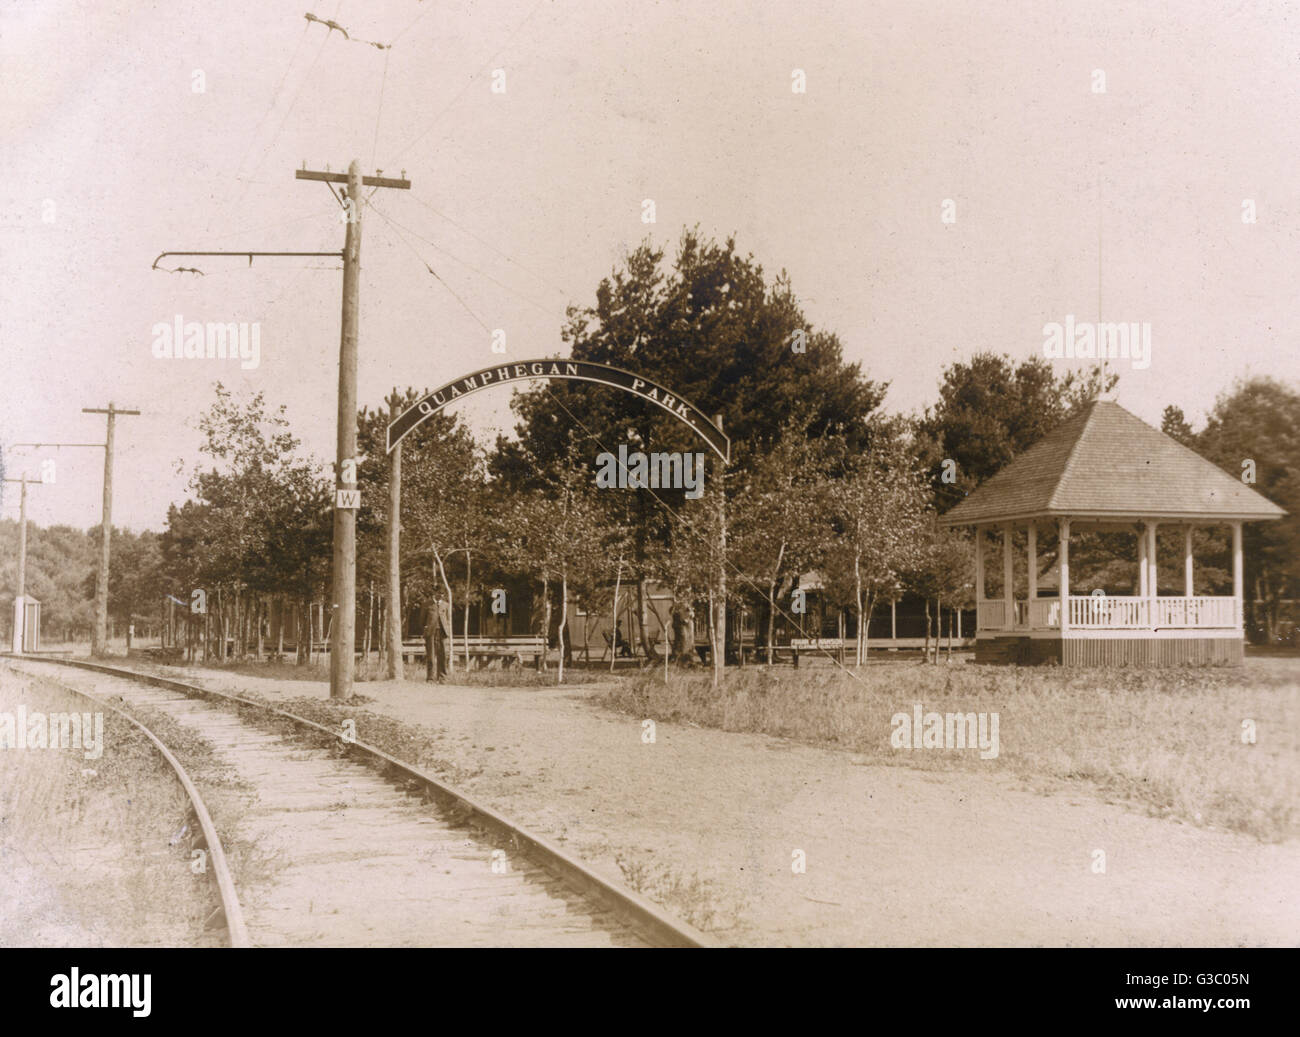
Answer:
82, 403, 140, 657
5, 476, 32, 599
4, 474, 41, 652
296, 161, 410, 699
385, 392, 404, 680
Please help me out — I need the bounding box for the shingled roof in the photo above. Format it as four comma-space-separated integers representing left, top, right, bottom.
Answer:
940, 400, 1286, 525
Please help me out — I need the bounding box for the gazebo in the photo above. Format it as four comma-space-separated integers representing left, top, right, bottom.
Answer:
940, 400, 1284, 665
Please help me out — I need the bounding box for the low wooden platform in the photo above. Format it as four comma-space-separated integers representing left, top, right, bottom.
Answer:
975, 634, 1244, 666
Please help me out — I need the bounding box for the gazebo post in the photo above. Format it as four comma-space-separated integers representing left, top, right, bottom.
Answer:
1147, 520, 1159, 629
1232, 521, 1243, 630
1183, 525, 1194, 596
1138, 523, 1148, 598
1059, 517, 1070, 634
1002, 522, 1014, 629
1027, 522, 1038, 626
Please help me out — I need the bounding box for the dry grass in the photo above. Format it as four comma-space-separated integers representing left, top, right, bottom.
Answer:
0, 670, 225, 945
231, 693, 484, 787
599, 658, 1300, 843
614, 852, 747, 933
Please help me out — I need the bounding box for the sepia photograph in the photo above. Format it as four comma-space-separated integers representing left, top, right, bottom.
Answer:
1, 0, 1296, 1016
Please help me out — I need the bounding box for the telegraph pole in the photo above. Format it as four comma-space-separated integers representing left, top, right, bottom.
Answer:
296, 160, 410, 699
12, 477, 30, 599
3, 474, 39, 652
82, 403, 140, 656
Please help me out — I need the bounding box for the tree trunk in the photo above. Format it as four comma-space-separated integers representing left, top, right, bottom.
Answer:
862, 590, 874, 663
364, 580, 373, 661
766, 584, 778, 665
432, 546, 455, 674
924, 597, 932, 663
609, 557, 623, 673
540, 575, 551, 672
463, 551, 472, 670
853, 550, 863, 666
558, 569, 568, 684
637, 578, 653, 660
671, 600, 696, 664
297, 600, 309, 665
706, 587, 717, 671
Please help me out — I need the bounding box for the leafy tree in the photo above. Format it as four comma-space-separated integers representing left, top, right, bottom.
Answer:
0, 520, 95, 642
168, 383, 320, 661
918, 352, 1116, 511
1192, 377, 1300, 641
493, 229, 887, 659
728, 424, 834, 662
1161, 405, 1195, 446
820, 435, 932, 665
903, 521, 975, 662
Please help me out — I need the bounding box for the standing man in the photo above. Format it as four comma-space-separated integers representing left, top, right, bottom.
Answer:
425, 594, 451, 682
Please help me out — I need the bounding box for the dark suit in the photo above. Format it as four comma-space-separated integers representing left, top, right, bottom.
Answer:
425, 599, 452, 681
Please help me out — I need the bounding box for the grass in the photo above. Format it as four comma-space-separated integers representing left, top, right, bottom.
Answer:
598, 658, 1300, 843
614, 852, 747, 933
228, 692, 483, 787
0, 671, 227, 945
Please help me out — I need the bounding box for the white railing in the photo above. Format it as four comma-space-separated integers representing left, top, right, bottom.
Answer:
1028, 599, 1060, 629
977, 600, 1007, 629
978, 596, 1238, 632
1067, 595, 1237, 630
1153, 596, 1238, 629
1070, 595, 1148, 628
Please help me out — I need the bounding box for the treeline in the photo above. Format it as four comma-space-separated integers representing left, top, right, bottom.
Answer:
0, 522, 161, 643
5, 231, 1299, 651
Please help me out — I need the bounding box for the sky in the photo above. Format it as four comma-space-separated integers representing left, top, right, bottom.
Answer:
3, 0, 1298, 532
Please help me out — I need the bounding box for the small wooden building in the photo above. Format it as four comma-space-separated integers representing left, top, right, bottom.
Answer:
940, 401, 1284, 665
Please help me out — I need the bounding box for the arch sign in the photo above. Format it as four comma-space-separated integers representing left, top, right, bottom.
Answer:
386, 359, 730, 462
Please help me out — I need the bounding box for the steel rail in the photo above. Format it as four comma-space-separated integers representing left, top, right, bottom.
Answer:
13, 655, 714, 949
6, 659, 251, 948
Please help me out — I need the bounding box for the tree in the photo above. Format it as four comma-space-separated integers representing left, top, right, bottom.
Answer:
902, 521, 974, 662
493, 229, 888, 661
918, 352, 1117, 511
1161, 405, 1195, 446
820, 434, 932, 665
728, 425, 834, 662
396, 411, 488, 669
1192, 378, 1300, 641
356, 390, 469, 673
168, 384, 321, 662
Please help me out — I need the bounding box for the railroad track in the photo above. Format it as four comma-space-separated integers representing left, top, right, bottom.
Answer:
3, 655, 711, 948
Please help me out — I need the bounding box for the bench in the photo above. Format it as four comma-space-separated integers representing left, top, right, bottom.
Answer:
789, 637, 847, 666
402, 636, 546, 670
142, 646, 185, 662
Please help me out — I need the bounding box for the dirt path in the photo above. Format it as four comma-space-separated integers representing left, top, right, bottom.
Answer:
109, 663, 1300, 946
11, 661, 644, 948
